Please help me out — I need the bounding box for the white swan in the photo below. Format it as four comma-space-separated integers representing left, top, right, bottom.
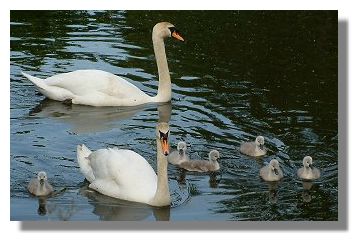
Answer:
179, 150, 220, 172
27, 171, 54, 196
259, 159, 283, 182
239, 136, 267, 157
77, 122, 171, 207
297, 156, 321, 180
168, 141, 189, 165
22, 22, 184, 107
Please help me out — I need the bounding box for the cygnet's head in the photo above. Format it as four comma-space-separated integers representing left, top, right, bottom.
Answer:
177, 141, 187, 154
255, 136, 265, 149
209, 150, 220, 162
152, 22, 184, 41
156, 122, 170, 156
37, 171, 48, 184
303, 156, 313, 168
269, 159, 280, 175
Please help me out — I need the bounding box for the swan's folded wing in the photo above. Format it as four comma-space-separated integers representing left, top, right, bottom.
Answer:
87, 148, 158, 203
239, 142, 255, 156
45, 70, 145, 98
89, 179, 122, 198
259, 166, 268, 178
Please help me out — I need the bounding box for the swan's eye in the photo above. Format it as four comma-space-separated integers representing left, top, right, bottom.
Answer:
168, 27, 176, 34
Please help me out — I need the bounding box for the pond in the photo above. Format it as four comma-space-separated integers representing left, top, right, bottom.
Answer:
10, 10, 338, 221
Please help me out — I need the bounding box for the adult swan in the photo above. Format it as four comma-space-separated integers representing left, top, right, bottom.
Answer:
22, 22, 184, 107
77, 122, 171, 207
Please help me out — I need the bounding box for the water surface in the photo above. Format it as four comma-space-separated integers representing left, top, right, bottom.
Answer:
10, 10, 338, 221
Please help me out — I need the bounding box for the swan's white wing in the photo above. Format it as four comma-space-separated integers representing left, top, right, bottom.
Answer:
45, 70, 146, 98
88, 148, 158, 203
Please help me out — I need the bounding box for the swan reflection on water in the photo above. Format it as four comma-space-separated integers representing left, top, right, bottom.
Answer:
175, 168, 221, 188
301, 181, 314, 203
37, 196, 48, 216
29, 99, 172, 134
79, 183, 171, 221
266, 181, 281, 204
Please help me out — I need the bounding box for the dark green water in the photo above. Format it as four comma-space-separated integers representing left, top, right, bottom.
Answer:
10, 10, 338, 221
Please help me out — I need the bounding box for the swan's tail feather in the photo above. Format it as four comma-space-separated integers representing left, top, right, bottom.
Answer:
21, 72, 47, 91
22, 71, 74, 101
77, 144, 95, 182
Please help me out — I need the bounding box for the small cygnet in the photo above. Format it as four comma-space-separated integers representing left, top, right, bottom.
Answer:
168, 141, 189, 165
179, 150, 220, 172
260, 159, 283, 181
297, 156, 321, 180
27, 171, 54, 196
239, 136, 267, 157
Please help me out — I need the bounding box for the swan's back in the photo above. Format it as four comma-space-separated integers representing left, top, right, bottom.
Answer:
239, 142, 256, 156
179, 160, 219, 172
240, 141, 266, 157
45, 70, 143, 97
260, 165, 283, 182
297, 167, 321, 180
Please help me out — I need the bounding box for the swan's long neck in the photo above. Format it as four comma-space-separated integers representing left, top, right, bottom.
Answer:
150, 137, 171, 207
153, 35, 171, 102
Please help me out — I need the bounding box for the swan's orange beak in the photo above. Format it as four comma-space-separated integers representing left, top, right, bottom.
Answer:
172, 31, 184, 42
161, 138, 170, 156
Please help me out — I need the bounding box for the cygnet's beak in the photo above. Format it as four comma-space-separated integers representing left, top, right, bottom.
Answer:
179, 149, 184, 155
259, 144, 264, 150
274, 168, 279, 175
40, 179, 45, 185
309, 164, 313, 169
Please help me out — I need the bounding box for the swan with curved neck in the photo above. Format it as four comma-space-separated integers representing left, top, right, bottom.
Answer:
22, 22, 184, 107
77, 122, 171, 206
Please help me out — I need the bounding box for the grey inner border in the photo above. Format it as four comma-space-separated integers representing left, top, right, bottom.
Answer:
19, 20, 347, 231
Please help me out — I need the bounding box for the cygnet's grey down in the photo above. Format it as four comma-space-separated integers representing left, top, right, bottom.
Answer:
179, 150, 220, 172
297, 156, 321, 180
239, 136, 267, 157
168, 141, 189, 165
260, 159, 283, 181
27, 171, 54, 196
